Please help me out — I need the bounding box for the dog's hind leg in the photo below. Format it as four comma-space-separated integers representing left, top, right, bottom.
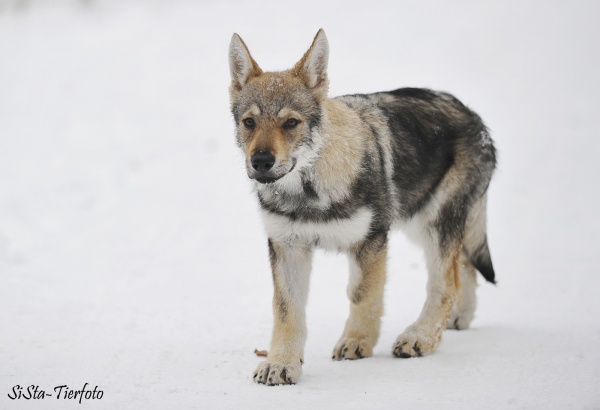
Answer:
254, 240, 312, 385
393, 230, 461, 358
446, 255, 477, 330
446, 194, 494, 330
333, 233, 387, 360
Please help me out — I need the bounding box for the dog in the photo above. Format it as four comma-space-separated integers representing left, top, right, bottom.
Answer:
228, 29, 496, 385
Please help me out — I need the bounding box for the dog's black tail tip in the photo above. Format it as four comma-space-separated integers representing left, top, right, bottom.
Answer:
467, 237, 496, 284
474, 261, 496, 284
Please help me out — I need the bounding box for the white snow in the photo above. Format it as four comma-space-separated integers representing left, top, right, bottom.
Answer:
1, 0, 599, 409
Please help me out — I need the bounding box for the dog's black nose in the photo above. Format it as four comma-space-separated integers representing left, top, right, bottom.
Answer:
251, 151, 276, 174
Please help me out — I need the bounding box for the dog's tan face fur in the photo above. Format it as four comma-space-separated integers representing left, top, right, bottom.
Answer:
229, 31, 329, 183
236, 74, 315, 182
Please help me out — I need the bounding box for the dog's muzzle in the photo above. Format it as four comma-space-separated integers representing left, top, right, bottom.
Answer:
250, 150, 279, 184
248, 151, 297, 184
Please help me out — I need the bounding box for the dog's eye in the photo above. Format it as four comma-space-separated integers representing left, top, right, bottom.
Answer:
243, 118, 256, 128
283, 119, 299, 129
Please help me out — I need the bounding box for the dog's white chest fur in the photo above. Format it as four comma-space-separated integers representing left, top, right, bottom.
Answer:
261, 207, 373, 250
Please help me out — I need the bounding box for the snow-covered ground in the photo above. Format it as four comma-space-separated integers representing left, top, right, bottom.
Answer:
1, 0, 599, 408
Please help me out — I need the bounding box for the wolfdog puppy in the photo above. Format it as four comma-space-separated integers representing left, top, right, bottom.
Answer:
228, 29, 496, 385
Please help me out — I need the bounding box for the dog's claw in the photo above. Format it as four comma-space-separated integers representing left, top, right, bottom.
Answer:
253, 361, 301, 385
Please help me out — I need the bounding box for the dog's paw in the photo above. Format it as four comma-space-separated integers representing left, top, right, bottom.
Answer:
332, 337, 374, 361
392, 325, 442, 358
253, 361, 301, 386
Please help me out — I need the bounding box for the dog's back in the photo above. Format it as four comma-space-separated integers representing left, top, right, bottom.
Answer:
334, 88, 496, 282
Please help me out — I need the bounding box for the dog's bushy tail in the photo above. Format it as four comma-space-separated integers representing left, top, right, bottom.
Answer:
463, 195, 496, 284
466, 236, 496, 284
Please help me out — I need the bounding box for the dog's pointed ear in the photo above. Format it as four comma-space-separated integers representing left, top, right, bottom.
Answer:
229, 33, 262, 92
293, 29, 329, 100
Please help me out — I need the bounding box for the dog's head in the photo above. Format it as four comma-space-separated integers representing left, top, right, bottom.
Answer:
228, 30, 329, 184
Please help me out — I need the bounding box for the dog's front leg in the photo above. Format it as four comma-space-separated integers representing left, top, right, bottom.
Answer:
333, 233, 387, 360
253, 239, 312, 385
393, 239, 461, 358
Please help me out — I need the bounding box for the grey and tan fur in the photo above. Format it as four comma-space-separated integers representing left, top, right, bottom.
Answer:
228, 29, 496, 385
